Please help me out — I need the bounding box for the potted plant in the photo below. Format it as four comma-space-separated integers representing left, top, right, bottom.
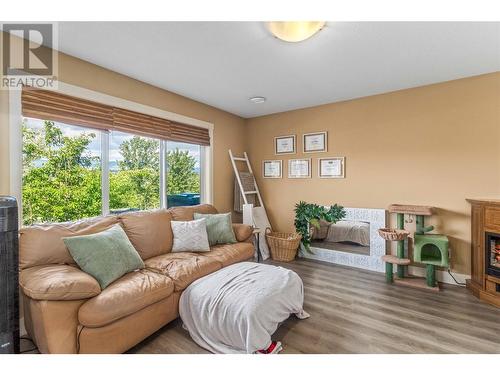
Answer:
294, 201, 346, 252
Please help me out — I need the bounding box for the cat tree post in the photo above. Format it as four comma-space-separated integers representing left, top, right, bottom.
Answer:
396, 213, 405, 278
416, 215, 424, 235
426, 264, 436, 287
385, 262, 394, 283
416, 214, 434, 235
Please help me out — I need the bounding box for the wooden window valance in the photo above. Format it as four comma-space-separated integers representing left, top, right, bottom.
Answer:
21, 87, 211, 146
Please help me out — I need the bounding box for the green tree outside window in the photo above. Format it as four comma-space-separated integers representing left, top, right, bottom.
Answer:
22, 120, 201, 225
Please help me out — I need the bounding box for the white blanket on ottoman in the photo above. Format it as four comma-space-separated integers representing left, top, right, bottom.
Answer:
179, 262, 309, 354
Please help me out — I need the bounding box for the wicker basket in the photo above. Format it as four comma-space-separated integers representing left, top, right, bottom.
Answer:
378, 228, 410, 241
265, 228, 302, 262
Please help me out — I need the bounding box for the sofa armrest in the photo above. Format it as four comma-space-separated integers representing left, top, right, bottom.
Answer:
20, 264, 101, 301
232, 223, 254, 242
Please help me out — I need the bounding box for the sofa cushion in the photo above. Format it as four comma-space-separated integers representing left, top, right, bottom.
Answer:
19, 215, 120, 270
20, 264, 101, 301
193, 213, 237, 246
232, 224, 254, 242
168, 204, 218, 221
145, 252, 222, 291
171, 219, 210, 253
118, 209, 174, 259
78, 269, 174, 328
63, 224, 145, 289
200, 242, 255, 267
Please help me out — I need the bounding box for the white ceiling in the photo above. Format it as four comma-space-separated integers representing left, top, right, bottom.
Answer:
55, 22, 500, 118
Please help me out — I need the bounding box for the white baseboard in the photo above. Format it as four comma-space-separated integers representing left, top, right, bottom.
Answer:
406, 265, 469, 286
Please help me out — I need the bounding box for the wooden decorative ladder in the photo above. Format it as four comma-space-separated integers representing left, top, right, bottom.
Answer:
228, 149, 264, 209
228, 150, 272, 259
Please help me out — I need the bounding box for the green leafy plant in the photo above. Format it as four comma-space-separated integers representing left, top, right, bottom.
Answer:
294, 201, 346, 251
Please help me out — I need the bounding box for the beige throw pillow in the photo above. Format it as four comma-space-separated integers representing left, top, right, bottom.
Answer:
171, 218, 210, 252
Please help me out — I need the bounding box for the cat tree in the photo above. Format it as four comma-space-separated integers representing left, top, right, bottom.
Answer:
379, 204, 449, 291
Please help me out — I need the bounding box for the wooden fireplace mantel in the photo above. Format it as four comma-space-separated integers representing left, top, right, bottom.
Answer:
466, 198, 500, 207
466, 197, 500, 308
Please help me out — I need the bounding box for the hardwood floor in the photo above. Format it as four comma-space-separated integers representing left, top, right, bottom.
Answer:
310, 240, 370, 255
129, 258, 500, 354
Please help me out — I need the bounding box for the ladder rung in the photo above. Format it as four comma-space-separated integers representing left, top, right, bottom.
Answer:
243, 190, 257, 194
233, 157, 246, 161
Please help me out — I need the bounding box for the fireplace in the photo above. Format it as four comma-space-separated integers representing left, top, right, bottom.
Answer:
485, 232, 500, 280
466, 199, 500, 308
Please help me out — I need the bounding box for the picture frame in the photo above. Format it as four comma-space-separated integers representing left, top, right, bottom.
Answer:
318, 157, 345, 178
274, 135, 296, 155
303, 131, 328, 153
262, 160, 283, 178
288, 158, 311, 179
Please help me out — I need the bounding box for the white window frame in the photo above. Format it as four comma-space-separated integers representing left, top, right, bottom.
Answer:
159, 139, 166, 209
9, 81, 214, 222
101, 131, 110, 215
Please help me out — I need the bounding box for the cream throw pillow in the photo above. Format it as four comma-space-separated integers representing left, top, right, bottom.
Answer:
171, 218, 210, 252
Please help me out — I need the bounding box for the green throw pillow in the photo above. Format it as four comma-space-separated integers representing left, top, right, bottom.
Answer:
63, 224, 145, 289
193, 212, 237, 246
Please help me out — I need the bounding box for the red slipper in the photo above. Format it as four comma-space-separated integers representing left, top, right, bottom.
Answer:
256, 341, 282, 354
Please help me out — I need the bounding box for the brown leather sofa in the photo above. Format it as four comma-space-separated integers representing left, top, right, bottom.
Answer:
18, 204, 254, 354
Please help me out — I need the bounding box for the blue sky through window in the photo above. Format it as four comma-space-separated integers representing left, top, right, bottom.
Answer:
24, 117, 201, 171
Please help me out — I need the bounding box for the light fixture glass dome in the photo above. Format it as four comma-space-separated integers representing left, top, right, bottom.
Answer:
267, 21, 326, 42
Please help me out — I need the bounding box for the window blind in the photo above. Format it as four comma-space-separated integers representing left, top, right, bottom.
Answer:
21, 87, 114, 130
21, 87, 211, 146
112, 108, 172, 140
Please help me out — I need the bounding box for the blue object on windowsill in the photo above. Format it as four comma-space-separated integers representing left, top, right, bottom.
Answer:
167, 193, 200, 207
109, 193, 200, 214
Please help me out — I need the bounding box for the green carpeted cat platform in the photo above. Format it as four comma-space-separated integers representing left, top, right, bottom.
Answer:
414, 234, 449, 267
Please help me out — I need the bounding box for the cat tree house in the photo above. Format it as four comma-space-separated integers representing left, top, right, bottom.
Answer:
379, 204, 449, 291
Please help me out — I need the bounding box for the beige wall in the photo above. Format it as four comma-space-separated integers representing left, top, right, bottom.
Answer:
1, 33, 499, 275
0, 45, 246, 215
245, 72, 500, 275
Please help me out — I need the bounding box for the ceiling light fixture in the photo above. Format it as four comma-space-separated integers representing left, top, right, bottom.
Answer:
249, 96, 266, 104
267, 21, 326, 43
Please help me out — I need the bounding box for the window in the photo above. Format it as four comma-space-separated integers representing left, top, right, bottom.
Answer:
22, 118, 102, 225
21, 116, 207, 225
109, 131, 160, 214
166, 141, 201, 207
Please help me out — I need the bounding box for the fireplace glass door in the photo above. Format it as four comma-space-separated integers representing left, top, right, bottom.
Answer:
486, 232, 500, 278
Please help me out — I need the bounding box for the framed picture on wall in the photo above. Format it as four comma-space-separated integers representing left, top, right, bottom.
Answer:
274, 135, 296, 155
318, 157, 345, 178
303, 131, 327, 153
288, 158, 311, 179
262, 160, 283, 178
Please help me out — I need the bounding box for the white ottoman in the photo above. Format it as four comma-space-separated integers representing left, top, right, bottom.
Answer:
179, 262, 309, 354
